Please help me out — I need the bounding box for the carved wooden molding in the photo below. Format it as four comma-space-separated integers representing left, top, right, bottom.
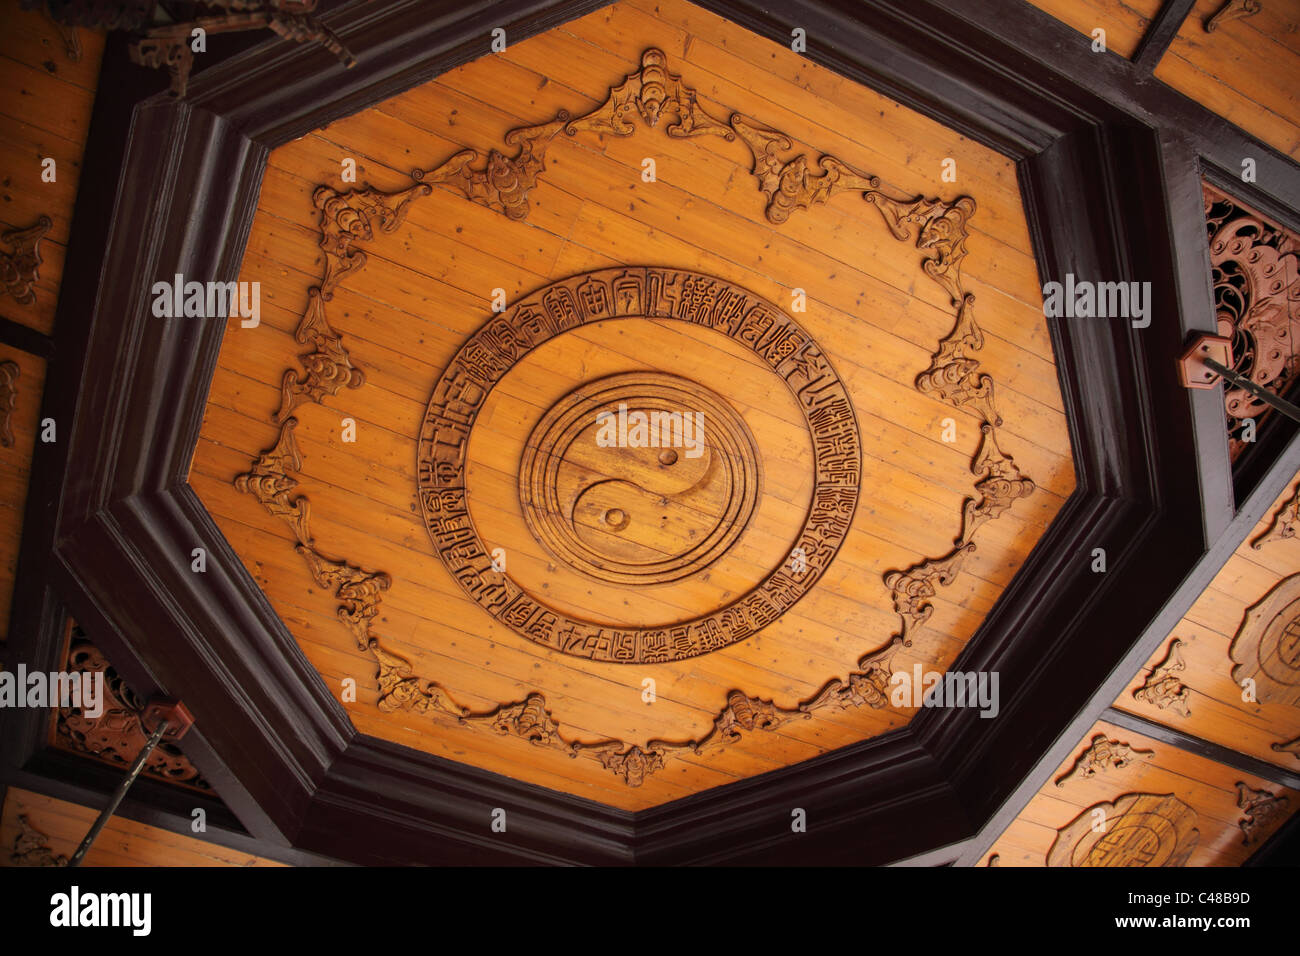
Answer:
1236, 781, 1287, 845
53, 631, 211, 790
0, 360, 18, 448
1132, 638, 1192, 717
1203, 183, 1300, 459
1205, 0, 1262, 32
1251, 477, 1300, 550
0, 215, 51, 305
10, 814, 66, 867
231, 47, 1040, 787
1047, 793, 1199, 867
1054, 734, 1154, 787
1230, 573, 1300, 706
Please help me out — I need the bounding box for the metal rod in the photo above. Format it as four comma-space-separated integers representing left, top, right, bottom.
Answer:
1204, 357, 1300, 424
67, 718, 170, 867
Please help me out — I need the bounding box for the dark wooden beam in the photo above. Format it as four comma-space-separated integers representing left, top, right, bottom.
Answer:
1132, 0, 1197, 73
1102, 707, 1300, 791
0, 315, 52, 359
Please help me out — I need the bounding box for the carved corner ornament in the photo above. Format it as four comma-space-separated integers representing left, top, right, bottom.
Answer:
1205, 0, 1263, 32
1132, 638, 1192, 717
10, 815, 66, 867
1236, 782, 1287, 845
1229, 573, 1300, 707
1054, 734, 1154, 787
231, 48, 1039, 788
54, 632, 211, 790
1048, 793, 1199, 867
1251, 478, 1300, 550
1272, 736, 1300, 761
1202, 183, 1300, 459
0, 360, 19, 448
0, 215, 51, 305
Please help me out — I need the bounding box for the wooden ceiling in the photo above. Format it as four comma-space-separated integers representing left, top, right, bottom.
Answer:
191, 0, 1072, 808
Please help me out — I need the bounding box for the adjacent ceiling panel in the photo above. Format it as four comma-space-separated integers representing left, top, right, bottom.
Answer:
1156, 0, 1300, 161
0, 341, 45, 641
983, 719, 1296, 866
0, 0, 105, 335
1117, 471, 1300, 771
2, 787, 283, 868
192, 0, 1073, 808
1024, 0, 1164, 59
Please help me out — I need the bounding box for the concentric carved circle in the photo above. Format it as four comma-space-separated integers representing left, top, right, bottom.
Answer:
519, 372, 761, 585
417, 267, 861, 663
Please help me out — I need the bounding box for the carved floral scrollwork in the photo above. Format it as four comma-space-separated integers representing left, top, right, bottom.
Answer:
0, 215, 51, 305
10, 815, 66, 867
0, 360, 19, 448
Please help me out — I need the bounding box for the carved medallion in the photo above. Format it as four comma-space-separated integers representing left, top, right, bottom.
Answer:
1230, 573, 1300, 706
519, 372, 760, 585
1047, 793, 1199, 867
418, 267, 860, 663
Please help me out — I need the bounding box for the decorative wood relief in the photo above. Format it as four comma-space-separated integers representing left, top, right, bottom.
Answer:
1132, 638, 1192, 717
1251, 477, 1300, 550
0, 215, 51, 305
1054, 734, 1154, 787
419, 268, 859, 663
1273, 736, 1300, 760
518, 371, 762, 586
1047, 793, 1199, 867
0, 360, 18, 448
1205, 0, 1263, 32
1203, 183, 1300, 460
1230, 574, 1300, 707
53, 632, 211, 790
120, 1, 356, 98
9, 814, 66, 867
232, 47, 1038, 786
1235, 782, 1287, 844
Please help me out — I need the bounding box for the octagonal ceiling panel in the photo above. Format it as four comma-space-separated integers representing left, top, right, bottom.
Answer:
190, 0, 1074, 810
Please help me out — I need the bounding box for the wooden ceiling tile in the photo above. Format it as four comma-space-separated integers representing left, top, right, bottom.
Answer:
193, 0, 1074, 809
984, 719, 1296, 866
1116, 472, 1300, 771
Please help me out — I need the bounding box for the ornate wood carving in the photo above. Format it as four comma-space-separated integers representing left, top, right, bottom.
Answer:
1205, 0, 1262, 32
1273, 736, 1300, 760
1229, 573, 1300, 706
10, 815, 66, 867
234, 418, 311, 544
418, 267, 861, 663
126, 1, 356, 98
1132, 638, 1192, 717
1047, 793, 1199, 867
0, 360, 18, 448
1235, 782, 1287, 844
54, 631, 210, 790
1251, 477, 1300, 550
1203, 183, 1300, 459
228, 47, 1041, 787
0, 215, 51, 305
1054, 734, 1154, 786
518, 371, 761, 586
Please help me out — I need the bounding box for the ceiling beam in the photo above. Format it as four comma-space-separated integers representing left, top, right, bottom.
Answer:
1132, 0, 1197, 74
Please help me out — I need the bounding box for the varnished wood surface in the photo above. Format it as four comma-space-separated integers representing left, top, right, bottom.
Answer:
1116, 471, 1300, 771
0, 787, 285, 868
1156, 0, 1300, 159
985, 719, 1297, 866
1025, 0, 1164, 59
0, 343, 45, 640
0, 0, 105, 335
193, 0, 1075, 808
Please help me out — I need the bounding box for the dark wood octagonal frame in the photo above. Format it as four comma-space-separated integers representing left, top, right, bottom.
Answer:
4, 0, 1300, 866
